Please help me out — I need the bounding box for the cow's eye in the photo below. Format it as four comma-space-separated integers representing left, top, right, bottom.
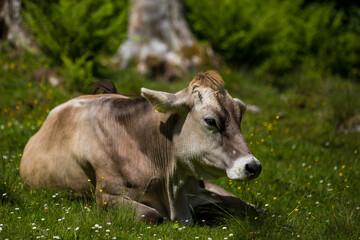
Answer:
204, 118, 217, 128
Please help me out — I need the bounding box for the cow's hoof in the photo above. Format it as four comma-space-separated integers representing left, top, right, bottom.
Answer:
139, 210, 164, 224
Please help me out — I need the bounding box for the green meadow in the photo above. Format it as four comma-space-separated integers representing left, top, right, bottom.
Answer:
1, 48, 359, 239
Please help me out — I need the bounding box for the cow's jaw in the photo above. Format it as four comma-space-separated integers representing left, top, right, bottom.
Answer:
226, 155, 262, 181
189, 157, 227, 180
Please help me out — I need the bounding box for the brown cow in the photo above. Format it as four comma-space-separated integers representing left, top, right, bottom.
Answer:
20, 71, 262, 224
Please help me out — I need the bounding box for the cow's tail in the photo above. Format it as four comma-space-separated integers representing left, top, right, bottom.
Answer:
89, 80, 118, 94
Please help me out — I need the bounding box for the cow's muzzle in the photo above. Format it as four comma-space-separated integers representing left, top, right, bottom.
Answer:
226, 155, 262, 181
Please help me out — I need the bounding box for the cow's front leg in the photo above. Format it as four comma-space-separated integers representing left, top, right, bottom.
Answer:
190, 180, 262, 218
167, 179, 193, 225
98, 192, 164, 224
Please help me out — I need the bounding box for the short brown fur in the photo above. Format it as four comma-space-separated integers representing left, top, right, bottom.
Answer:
189, 70, 224, 91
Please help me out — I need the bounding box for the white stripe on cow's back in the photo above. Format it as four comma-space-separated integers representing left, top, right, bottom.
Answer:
48, 96, 112, 117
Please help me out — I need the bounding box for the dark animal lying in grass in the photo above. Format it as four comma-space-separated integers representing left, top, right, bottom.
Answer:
20, 71, 262, 224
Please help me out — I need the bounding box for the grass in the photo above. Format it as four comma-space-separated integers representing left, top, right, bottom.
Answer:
1, 49, 359, 239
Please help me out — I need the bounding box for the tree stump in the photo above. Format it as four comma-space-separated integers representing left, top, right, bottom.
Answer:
114, 0, 217, 80
0, 0, 30, 47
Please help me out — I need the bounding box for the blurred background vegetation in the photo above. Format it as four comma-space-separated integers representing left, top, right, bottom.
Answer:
21, 0, 128, 89
17, 0, 360, 79
10, 0, 359, 84
2, 0, 356, 130
186, 0, 360, 78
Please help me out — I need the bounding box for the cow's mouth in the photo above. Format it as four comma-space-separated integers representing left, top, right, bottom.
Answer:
226, 155, 262, 181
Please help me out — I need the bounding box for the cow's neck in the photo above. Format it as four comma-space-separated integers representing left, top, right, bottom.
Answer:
133, 110, 193, 222
131, 111, 175, 173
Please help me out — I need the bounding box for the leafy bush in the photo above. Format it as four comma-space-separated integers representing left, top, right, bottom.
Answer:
22, 0, 128, 91
61, 55, 94, 90
185, 0, 360, 78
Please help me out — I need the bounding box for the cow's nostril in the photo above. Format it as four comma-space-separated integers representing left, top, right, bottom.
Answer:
245, 163, 262, 175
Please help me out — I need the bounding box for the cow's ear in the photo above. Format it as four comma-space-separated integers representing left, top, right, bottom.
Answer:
234, 98, 247, 114
141, 88, 190, 114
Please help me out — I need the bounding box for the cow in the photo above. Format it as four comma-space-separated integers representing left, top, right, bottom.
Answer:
20, 71, 262, 224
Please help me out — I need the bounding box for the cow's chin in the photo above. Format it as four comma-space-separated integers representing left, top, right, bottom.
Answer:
187, 160, 227, 180
196, 169, 226, 180
226, 170, 259, 182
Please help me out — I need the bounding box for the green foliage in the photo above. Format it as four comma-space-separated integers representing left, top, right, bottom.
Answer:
60, 55, 94, 90
20, 0, 360, 88
22, 0, 128, 91
185, 0, 360, 78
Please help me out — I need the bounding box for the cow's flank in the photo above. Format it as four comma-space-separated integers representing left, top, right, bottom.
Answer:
20, 70, 262, 224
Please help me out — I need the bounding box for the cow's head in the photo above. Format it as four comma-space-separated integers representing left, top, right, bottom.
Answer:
141, 71, 261, 181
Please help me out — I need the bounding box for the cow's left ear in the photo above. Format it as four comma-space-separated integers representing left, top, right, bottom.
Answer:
234, 98, 247, 114
141, 88, 190, 114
